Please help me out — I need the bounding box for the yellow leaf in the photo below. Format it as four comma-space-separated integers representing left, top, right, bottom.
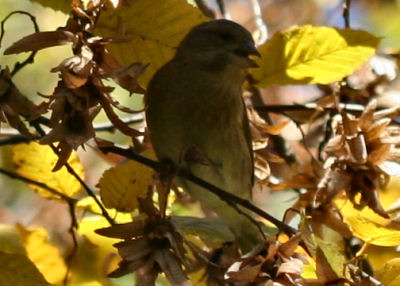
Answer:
78, 214, 131, 253
13, 142, 84, 199
18, 225, 67, 284
338, 199, 400, 246
96, 0, 209, 86
252, 25, 380, 86
99, 149, 155, 212
0, 225, 26, 255
345, 215, 400, 246
0, 251, 52, 286
302, 263, 317, 279
376, 258, 400, 286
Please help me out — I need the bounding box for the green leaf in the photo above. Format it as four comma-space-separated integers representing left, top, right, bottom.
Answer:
96, 0, 209, 86
251, 25, 380, 86
0, 251, 52, 286
172, 216, 234, 247
315, 236, 346, 277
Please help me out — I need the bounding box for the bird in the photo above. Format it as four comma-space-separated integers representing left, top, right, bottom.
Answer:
144, 19, 262, 252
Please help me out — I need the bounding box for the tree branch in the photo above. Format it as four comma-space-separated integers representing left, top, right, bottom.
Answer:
99, 145, 298, 237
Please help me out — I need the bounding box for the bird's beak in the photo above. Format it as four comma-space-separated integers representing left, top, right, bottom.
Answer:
233, 41, 261, 68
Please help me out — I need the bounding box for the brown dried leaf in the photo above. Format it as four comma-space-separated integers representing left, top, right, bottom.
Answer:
153, 249, 191, 286
99, 49, 146, 94
95, 220, 147, 239
226, 261, 262, 282
115, 238, 151, 261
314, 247, 340, 283
277, 258, 303, 276
364, 118, 391, 142
342, 112, 360, 136
368, 143, 391, 165
4, 31, 77, 54
256, 120, 290, 135
347, 134, 368, 164
358, 100, 376, 125
99, 94, 143, 137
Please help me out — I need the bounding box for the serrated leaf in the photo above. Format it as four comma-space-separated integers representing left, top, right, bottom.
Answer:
18, 226, 67, 284
0, 251, 52, 286
29, 0, 71, 13
13, 142, 84, 199
252, 25, 380, 86
96, 0, 209, 86
376, 258, 400, 286
99, 150, 155, 212
345, 215, 400, 246
338, 199, 400, 246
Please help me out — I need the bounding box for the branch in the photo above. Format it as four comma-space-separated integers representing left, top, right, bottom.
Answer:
216, 0, 227, 17
250, 0, 268, 45
254, 102, 364, 115
0, 167, 77, 203
0, 10, 39, 76
343, 0, 352, 28
0, 134, 40, 146
32, 123, 115, 225
99, 145, 298, 237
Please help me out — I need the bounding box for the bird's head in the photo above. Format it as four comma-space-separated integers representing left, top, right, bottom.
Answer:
176, 19, 261, 71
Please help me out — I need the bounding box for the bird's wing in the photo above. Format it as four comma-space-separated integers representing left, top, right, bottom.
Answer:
241, 97, 254, 186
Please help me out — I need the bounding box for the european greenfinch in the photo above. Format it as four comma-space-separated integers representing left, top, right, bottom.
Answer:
145, 19, 262, 252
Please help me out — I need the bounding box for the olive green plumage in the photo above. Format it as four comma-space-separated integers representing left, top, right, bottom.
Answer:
145, 20, 262, 251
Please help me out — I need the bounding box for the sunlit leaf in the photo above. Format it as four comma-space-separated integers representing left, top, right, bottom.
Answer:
339, 198, 400, 246
0, 225, 26, 255
252, 25, 380, 86
96, 0, 209, 86
314, 236, 346, 276
18, 226, 67, 284
376, 258, 400, 286
99, 149, 155, 212
13, 142, 84, 199
78, 214, 131, 253
302, 263, 317, 279
345, 215, 400, 246
0, 251, 52, 286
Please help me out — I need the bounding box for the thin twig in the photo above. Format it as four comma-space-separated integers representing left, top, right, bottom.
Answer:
194, 0, 216, 18
0, 10, 39, 76
216, 0, 227, 18
32, 123, 115, 225
343, 0, 351, 28
254, 102, 364, 115
99, 145, 298, 237
0, 134, 39, 145
0, 167, 77, 202
92, 114, 143, 132
250, 0, 268, 45
63, 201, 78, 286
